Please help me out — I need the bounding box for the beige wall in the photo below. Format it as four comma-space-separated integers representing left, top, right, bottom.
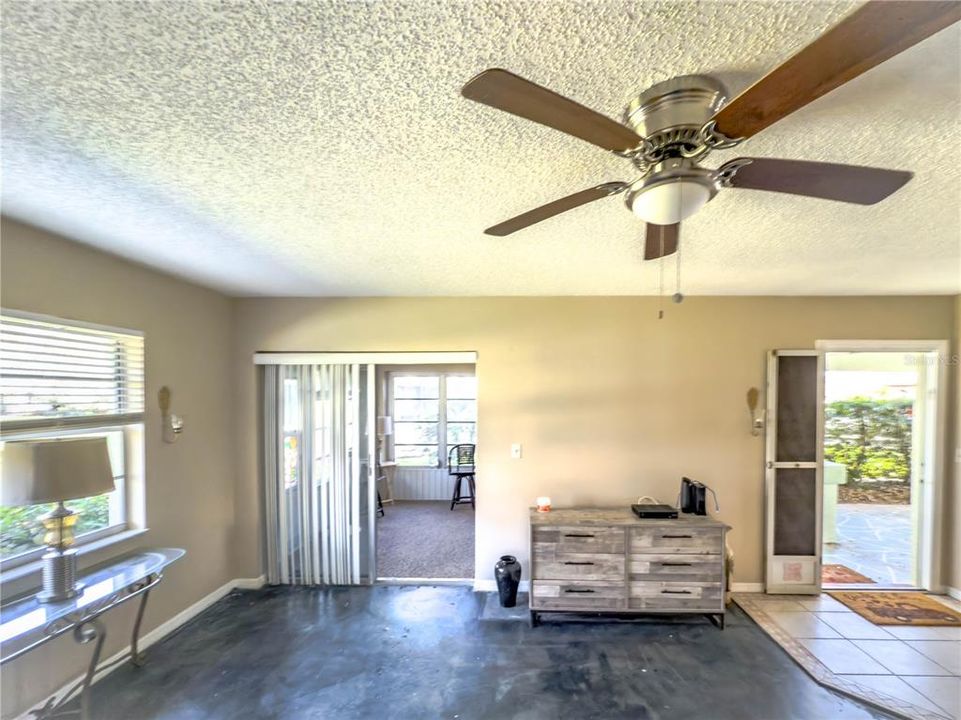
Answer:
231, 296, 958, 591
951, 294, 961, 591
0, 218, 237, 717
2, 218, 959, 717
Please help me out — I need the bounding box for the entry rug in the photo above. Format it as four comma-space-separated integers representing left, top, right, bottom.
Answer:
829, 591, 961, 626
822, 563, 875, 585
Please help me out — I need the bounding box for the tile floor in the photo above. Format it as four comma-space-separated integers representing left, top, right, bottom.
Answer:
736, 593, 961, 720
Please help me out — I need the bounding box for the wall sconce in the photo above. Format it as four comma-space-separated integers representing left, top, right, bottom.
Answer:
158, 386, 185, 443
747, 387, 764, 436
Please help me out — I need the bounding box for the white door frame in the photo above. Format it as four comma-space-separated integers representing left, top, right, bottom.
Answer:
255, 351, 478, 585
815, 339, 949, 592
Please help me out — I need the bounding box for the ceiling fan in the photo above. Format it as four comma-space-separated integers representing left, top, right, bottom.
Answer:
461, 1, 961, 260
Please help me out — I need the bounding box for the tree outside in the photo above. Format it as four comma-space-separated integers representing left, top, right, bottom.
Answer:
824, 397, 912, 504
0, 494, 111, 558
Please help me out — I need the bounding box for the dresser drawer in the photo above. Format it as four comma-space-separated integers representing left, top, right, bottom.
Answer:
628, 553, 722, 583
532, 547, 625, 581
531, 580, 626, 611
628, 581, 723, 611
533, 525, 625, 554
630, 526, 722, 554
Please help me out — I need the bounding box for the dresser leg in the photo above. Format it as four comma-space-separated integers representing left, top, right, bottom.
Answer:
529, 611, 538, 628
707, 613, 725, 630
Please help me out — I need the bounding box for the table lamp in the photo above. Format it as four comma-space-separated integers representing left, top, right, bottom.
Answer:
376, 416, 392, 463
1, 438, 115, 602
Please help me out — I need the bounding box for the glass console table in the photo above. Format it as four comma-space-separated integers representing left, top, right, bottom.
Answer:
1, 547, 185, 719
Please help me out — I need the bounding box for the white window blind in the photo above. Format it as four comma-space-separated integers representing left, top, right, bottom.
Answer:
0, 311, 145, 428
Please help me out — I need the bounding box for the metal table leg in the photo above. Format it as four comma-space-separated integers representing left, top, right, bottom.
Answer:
130, 588, 151, 667
75, 618, 106, 720
15, 565, 169, 720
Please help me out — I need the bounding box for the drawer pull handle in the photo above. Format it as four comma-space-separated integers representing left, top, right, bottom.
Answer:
662, 534, 693, 539
565, 588, 595, 594
564, 533, 595, 538
661, 562, 692, 567
563, 561, 595, 566
661, 589, 693, 595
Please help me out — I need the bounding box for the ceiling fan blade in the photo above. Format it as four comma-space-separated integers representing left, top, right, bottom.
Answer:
462, 68, 643, 153
644, 223, 679, 260
484, 182, 627, 236
720, 158, 912, 205
711, 1, 961, 140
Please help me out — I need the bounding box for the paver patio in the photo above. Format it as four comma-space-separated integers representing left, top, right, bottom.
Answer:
823, 503, 913, 586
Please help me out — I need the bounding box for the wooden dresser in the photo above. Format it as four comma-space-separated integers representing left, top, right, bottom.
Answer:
529, 508, 729, 627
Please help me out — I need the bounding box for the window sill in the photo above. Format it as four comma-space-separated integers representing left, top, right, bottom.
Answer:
0, 528, 149, 600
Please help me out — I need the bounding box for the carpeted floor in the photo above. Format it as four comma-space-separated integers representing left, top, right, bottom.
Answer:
376, 500, 474, 578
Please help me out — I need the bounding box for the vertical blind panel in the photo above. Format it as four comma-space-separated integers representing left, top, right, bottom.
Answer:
1, 314, 145, 422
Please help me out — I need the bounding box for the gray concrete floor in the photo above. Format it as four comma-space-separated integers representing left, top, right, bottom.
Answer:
823, 504, 913, 585
77, 585, 899, 720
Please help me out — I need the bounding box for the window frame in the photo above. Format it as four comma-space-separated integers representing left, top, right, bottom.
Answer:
387, 370, 476, 468
444, 375, 477, 451
0, 309, 145, 571
389, 372, 442, 468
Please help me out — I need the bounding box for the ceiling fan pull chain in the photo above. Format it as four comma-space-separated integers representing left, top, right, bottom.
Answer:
657, 229, 665, 320
657, 225, 667, 319
670, 182, 684, 305
673, 231, 684, 305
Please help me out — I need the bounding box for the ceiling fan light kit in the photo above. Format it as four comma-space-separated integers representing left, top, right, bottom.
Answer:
626, 158, 718, 226
461, 0, 961, 261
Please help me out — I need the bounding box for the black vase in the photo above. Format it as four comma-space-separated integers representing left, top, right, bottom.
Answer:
494, 555, 522, 608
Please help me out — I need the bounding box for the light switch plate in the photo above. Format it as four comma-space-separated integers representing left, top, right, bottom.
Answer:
511, 443, 522, 459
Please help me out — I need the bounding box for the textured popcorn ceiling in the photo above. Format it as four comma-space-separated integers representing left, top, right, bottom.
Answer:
1, 1, 959, 296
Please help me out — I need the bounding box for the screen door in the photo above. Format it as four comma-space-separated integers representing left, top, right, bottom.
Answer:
765, 350, 823, 594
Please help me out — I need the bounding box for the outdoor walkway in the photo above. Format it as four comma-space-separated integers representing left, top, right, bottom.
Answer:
824, 503, 912, 585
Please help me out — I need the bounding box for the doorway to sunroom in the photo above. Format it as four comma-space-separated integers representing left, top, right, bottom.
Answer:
820, 350, 940, 589
375, 365, 476, 582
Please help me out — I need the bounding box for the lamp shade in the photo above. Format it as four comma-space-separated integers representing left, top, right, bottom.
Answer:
1, 438, 115, 506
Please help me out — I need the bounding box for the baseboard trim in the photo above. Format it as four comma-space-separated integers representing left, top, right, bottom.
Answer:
946, 585, 961, 601
15, 574, 265, 720
731, 582, 765, 593
377, 577, 473, 586
233, 575, 267, 590
474, 579, 530, 593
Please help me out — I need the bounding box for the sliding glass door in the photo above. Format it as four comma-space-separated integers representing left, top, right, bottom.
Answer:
263, 363, 376, 586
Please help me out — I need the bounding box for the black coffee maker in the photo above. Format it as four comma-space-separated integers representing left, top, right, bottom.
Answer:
679, 477, 720, 516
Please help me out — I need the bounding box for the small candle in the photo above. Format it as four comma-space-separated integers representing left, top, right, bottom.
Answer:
536, 496, 552, 512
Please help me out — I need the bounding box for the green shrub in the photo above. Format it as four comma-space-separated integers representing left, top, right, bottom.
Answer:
0, 495, 110, 558
824, 397, 911, 483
